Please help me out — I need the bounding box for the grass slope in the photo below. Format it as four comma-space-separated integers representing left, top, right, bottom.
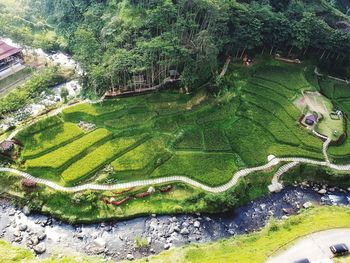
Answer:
135, 206, 350, 263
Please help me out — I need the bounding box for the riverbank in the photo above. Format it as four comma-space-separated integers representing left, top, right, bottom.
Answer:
0, 186, 349, 262
136, 206, 350, 263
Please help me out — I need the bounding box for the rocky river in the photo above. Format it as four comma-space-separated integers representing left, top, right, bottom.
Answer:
0, 184, 350, 262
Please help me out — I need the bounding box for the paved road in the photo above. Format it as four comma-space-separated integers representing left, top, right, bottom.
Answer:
267, 229, 350, 263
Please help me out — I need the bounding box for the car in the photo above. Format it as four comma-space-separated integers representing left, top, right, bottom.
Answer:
293, 258, 310, 263
330, 243, 349, 256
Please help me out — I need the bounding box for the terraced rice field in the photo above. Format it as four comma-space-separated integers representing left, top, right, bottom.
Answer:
14, 59, 350, 187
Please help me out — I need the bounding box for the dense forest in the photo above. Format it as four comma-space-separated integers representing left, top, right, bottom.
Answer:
1, 0, 350, 95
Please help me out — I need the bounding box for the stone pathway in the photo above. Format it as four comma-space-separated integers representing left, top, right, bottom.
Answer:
269, 138, 337, 192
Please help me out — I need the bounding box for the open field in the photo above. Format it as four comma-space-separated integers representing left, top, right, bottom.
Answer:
294, 91, 344, 139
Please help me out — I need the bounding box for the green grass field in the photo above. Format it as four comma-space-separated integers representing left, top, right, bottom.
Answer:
13, 58, 349, 189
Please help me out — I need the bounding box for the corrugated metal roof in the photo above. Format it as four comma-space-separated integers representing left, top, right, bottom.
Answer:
0, 41, 21, 61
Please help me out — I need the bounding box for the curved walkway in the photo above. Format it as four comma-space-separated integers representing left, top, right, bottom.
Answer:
1, 102, 349, 193
1, 149, 350, 193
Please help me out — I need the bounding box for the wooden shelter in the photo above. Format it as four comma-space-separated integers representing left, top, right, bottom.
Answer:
0, 41, 23, 71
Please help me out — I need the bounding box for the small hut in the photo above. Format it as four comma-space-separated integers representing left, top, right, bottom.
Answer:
169, 70, 180, 80
0, 140, 15, 153
305, 114, 317, 126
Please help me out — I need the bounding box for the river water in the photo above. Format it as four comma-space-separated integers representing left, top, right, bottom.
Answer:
0, 186, 349, 261
0, 38, 82, 131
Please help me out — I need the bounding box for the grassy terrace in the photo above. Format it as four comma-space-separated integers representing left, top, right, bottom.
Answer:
10, 58, 350, 191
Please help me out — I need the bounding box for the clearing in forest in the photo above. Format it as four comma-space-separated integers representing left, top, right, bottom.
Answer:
295, 91, 344, 140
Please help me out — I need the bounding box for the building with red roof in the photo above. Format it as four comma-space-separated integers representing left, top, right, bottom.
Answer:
0, 41, 23, 71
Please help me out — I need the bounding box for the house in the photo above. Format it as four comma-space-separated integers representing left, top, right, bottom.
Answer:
0, 41, 23, 72
169, 70, 180, 80
0, 140, 15, 153
305, 114, 317, 126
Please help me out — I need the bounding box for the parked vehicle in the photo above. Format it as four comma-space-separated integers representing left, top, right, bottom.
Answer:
330, 243, 349, 256
293, 258, 310, 263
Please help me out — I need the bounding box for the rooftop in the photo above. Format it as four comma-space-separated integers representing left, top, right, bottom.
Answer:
0, 41, 21, 61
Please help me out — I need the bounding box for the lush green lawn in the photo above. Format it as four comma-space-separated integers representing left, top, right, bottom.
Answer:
112, 135, 171, 172
0, 239, 110, 263
136, 206, 350, 263
61, 136, 142, 184
25, 128, 112, 169
151, 152, 238, 186
18, 122, 84, 159
14, 58, 349, 189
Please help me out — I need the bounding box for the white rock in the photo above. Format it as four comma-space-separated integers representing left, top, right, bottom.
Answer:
303, 202, 313, 209
33, 243, 46, 254
126, 254, 134, 261
147, 187, 156, 193
318, 189, 327, 194
194, 221, 200, 228
164, 243, 170, 250
180, 228, 189, 235
93, 237, 106, 248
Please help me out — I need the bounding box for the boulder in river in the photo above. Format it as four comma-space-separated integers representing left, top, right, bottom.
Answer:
18, 224, 27, 232
33, 243, 46, 254
93, 237, 106, 248
126, 254, 135, 261
303, 202, 313, 209
318, 189, 327, 194
180, 228, 189, 235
